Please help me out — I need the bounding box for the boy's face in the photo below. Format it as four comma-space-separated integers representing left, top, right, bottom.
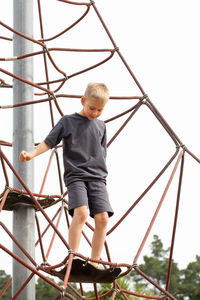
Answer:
80, 96, 107, 120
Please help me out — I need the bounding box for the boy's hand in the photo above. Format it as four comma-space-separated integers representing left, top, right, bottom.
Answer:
19, 142, 50, 162
19, 150, 32, 162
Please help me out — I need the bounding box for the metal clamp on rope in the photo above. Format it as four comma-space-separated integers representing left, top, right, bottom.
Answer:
114, 46, 119, 52
176, 144, 186, 151
43, 45, 49, 53
51, 92, 56, 100
60, 193, 65, 200
110, 262, 117, 272
112, 288, 120, 294
142, 94, 149, 104
89, 0, 95, 5
132, 263, 138, 269
42, 259, 48, 266
64, 73, 68, 80
18, 190, 25, 198
60, 290, 65, 297
181, 144, 187, 151
47, 93, 53, 100
5, 185, 12, 191
83, 257, 90, 267
68, 249, 74, 255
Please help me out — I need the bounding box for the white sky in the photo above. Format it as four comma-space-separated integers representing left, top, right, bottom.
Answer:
1, 0, 200, 280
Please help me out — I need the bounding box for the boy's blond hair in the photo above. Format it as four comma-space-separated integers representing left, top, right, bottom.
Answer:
84, 82, 109, 103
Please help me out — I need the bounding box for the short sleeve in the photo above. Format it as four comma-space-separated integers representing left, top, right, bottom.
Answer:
44, 119, 64, 148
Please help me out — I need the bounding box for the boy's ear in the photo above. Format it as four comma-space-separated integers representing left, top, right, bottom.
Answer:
81, 96, 86, 106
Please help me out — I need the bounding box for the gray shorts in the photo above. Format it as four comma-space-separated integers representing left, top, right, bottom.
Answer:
67, 181, 114, 218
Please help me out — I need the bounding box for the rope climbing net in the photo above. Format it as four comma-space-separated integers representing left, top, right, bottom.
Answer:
0, 1, 200, 299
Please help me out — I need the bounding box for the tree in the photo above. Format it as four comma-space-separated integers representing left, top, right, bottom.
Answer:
130, 235, 182, 297
36, 277, 80, 300
179, 255, 200, 300
0, 270, 12, 299
0, 270, 80, 300
151, 234, 168, 258
36, 277, 60, 300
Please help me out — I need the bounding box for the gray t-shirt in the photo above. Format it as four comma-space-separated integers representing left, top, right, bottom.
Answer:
44, 113, 108, 186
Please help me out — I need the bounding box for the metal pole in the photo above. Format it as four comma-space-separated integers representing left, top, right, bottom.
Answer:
13, 0, 35, 299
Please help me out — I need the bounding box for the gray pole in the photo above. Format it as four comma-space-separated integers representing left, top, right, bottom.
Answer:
13, 0, 35, 299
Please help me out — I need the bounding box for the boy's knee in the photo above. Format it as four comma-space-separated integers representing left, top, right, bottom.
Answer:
74, 206, 88, 223
95, 212, 108, 228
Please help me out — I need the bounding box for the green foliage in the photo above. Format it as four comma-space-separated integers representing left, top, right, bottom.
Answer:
36, 278, 80, 300
178, 255, 200, 300
0, 271, 79, 300
131, 235, 182, 297
36, 277, 60, 300
0, 270, 12, 300
150, 234, 168, 258
88, 276, 137, 299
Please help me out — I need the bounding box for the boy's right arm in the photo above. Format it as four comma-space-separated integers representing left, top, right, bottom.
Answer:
19, 141, 51, 162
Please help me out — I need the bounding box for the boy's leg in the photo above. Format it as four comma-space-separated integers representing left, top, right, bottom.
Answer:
91, 211, 108, 260
68, 205, 88, 254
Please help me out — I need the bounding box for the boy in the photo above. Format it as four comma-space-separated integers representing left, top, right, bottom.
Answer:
19, 82, 114, 265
